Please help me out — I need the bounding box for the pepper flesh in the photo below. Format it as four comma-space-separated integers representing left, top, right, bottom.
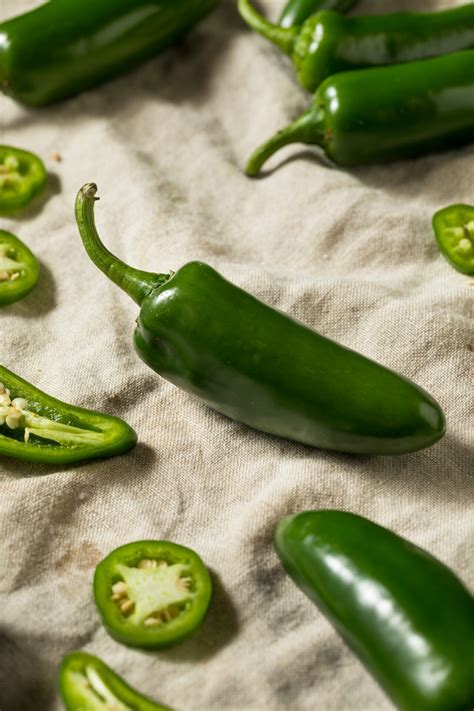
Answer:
279, 0, 357, 29
0, 145, 46, 214
274, 511, 474, 711
59, 652, 171, 710
0, 365, 136, 464
75, 183, 445, 456
432, 204, 474, 277
93, 541, 212, 649
239, 1, 474, 92
0, 231, 39, 306
246, 50, 474, 174
0, 0, 219, 106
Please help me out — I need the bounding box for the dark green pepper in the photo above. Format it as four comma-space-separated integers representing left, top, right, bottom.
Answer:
432, 204, 474, 277
75, 182, 445, 456
0, 231, 39, 306
59, 652, 171, 710
275, 511, 474, 711
279, 0, 357, 30
245, 50, 474, 175
0, 365, 136, 464
0, 0, 219, 107
0, 145, 47, 214
94, 540, 212, 649
239, 1, 474, 92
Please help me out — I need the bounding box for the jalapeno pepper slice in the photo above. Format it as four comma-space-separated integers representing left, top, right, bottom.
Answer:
59, 652, 171, 710
93, 541, 212, 649
432, 204, 474, 276
0, 145, 47, 214
0, 365, 137, 464
0, 230, 39, 305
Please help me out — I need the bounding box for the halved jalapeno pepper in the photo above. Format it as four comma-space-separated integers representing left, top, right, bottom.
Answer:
93, 541, 212, 649
0, 365, 137, 464
0, 145, 47, 214
0, 230, 39, 305
59, 652, 171, 710
432, 204, 474, 276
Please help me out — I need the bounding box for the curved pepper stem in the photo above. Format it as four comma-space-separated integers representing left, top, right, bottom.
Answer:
245, 109, 323, 176
75, 183, 169, 305
238, 0, 298, 55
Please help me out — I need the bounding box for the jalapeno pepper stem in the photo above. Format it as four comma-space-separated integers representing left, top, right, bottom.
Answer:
75, 183, 169, 305
238, 0, 298, 55
245, 109, 323, 176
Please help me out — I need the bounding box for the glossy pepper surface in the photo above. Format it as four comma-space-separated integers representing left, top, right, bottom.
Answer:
94, 540, 212, 649
75, 182, 445, 456
59, 652, 171, 710
0, 0, 219, 106
432, 204, 474, 276
279, 0, 357, 29
0, 365, 136, 464
275, 511, 474, 711
0, 231, 39, 306
246, 50, 474, 174
239, 1, 474, 92
0, 145, 46, 214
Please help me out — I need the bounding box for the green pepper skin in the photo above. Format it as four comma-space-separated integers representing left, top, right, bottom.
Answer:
240, 1, 474, 92
0, 145, 47, 214
0, 0, 219, 107
274, 511, 474, 711
75, 183, 445, 456
246, 50, 474, 174
94, 541, 212, 649
0, 231, 39, 306
432, 204, 474, 277
279, 0, 357, 29
59, 652, 171, 710
0, 365, 137, 464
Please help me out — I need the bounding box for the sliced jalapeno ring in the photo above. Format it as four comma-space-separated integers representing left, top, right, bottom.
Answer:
0, 365, 137, 464
94, 541, 212, 649
0, 230, 39, 305
59, 651, 172, 710
0, 145, 47, 214
432, 204, 474, 276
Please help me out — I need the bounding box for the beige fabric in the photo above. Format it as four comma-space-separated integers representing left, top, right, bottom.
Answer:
0, 0, 473, 709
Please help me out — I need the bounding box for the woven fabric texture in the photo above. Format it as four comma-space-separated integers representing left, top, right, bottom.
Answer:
0, 1, 472, 709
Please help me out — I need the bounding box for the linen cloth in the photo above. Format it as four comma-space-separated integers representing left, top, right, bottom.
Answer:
0, 1, 472, 709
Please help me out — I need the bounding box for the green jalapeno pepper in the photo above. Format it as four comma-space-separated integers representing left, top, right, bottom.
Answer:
0, 0, 219, 107
0, 365, 136, 464
432, 204, 474, 277
279, 0, 357, 30
94, 541, 212, 649
246, 50, 474, 175
0, 145, 47, 214
274, 511, 474, 711
0, 231, 39, 306
59, 652, 171, 710
239, 1, 474, 92
75, 182, 445, 456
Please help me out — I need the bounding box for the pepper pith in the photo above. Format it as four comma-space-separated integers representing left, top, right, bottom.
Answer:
432, 204, 474, 276
0, 145, 46, 214
75, 182, 445, 456
0, 231, 39, 306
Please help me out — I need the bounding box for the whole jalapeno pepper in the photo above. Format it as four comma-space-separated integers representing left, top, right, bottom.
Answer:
94, 541, 212, 649
0, 0, 219, 107
75, 182, 445, 456
432, 204, 474, 277
279, 0, 358, 29
245, 50, 474, 175
0, 145, 47, 214
239, 1, 474, 92
274, 511, 474, 711
59, 652, 171, 710
0, 365, 136, 464
0, 231, 39, 306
